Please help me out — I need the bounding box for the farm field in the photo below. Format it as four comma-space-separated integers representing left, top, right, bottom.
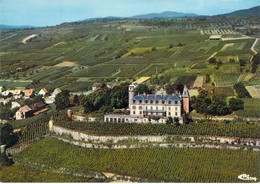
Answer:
12, 138, 259, 183
54, 120, 260, 138
0, 164, 104, 182
0, 18, 257, 92
233, 99, 260, 118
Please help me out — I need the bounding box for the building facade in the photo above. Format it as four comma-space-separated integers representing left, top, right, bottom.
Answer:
104, 84, 190, 124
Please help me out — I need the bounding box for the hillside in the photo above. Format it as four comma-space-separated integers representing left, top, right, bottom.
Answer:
132, 11, 198, 19
219, 6, 260, 17
0, 16, 259, 97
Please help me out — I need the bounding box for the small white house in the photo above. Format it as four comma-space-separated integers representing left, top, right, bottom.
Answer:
38, 88, 48, 96
11, 102, 21, 109
51, 88, 62, 99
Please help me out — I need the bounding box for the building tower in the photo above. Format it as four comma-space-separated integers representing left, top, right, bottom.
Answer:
129, 85, 135, 105
182, 85, 190, 114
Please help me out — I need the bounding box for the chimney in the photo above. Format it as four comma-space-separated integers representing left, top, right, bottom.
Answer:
67, 110, 72, 120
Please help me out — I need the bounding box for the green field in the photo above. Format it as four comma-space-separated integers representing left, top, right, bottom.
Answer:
0, 164, 105, 182
12, 138, 259, 183
233, 99, 260, 118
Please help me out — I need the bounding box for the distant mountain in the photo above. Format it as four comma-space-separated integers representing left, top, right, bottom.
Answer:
0, 24, 35, 30
218, 6, 260, 17
132, 11, 198, 19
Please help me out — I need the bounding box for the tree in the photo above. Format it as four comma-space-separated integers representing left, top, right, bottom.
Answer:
135, 84, 151, 95
174, 117, 180, 126
166, 117, 173, 124
205, 74, 211, 83
239, 59, 246, 67
183, 113, 192, 124
166, 84, 175, 95
151, 47, 157, 51
0, 104, 14, 120
73, 94, 79, 106
55, 90, 70, 110
208, 57, 217, 64
0, 123, 18, 148
229, 98, 244, 111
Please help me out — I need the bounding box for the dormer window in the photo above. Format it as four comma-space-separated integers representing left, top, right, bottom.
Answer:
168, 100, 171, 104
175, 101, 178, 104
162, 100, 165, 104
133, 106, 136, 109
150, 100, 153, 103
139, 100, 142, 103
133, 100, 136, 103
156, 100, 159, 104
145, 100, 148, 103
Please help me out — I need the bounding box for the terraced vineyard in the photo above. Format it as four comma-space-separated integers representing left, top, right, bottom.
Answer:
1, 18, 259, 92
12, 138, 259, 183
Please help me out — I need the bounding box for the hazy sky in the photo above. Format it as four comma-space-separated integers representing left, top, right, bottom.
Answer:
1, 0, 259, 27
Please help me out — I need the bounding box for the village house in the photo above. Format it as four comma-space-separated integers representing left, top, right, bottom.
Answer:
209, 35, 222, 40
12, 89, 22, 99
104, 84, 190, 124
16, 101, 47, 120
24, 89, 35, 98
16, 105, 32, 120
38, 88, 48, 96
0, 98, 10, 105
11, 102, 21, 109
51, 88, 62, 99
92, 83, 102, 91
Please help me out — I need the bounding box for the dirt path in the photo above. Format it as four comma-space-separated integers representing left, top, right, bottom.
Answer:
251, 38, 259, 54
0, 33, 17, 41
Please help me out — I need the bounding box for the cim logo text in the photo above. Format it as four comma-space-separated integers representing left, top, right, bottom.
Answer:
238, 174, 257, 181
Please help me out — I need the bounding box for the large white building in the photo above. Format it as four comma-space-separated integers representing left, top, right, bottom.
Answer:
104, 84, 190, 124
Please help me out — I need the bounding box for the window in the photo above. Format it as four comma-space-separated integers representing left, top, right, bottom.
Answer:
169, 112, 171, 116
110, 118, 113, 121
175, 107, 178, 111
106, 118, 109, 122
168, 100, 171, 104
156, 100, 158, 104
134, 119, 137, 122
140, 111, 142, 115
133, 106, 136, 109
175, 101, 178, 104
145, 100, 148, 103
156, 106, 158, 110
169, 107, 171, 110
150, 100, 153, 103
139, 100, 142, 103
139, 106, 142, 110
133, 100, 136, 103
162, 107, 164, 110
133, 111, 135, 114
156, 112, 158, 115
175, 112, 178, 116
151, 106, 153, 110
162, 100, 165, 104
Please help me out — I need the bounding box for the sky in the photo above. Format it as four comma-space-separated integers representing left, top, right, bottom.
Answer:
0, 0, 260, 27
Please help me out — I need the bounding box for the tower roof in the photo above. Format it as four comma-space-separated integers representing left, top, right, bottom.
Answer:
182, 85, 189, 98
